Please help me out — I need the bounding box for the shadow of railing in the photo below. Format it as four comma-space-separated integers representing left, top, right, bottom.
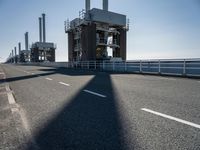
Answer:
0, 72, 56, 83
0, 66, 124, 84
0, 67, 96, 84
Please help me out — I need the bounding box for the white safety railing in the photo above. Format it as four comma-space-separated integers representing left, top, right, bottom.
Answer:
19, 58, 200, 77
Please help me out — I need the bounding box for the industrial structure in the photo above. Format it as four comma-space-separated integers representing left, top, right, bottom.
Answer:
6, 32, 30, 63
31, 14, 56, 62
6, 48, 18, 63
65, 0, 129, 62
6, 13, 55, 63
19, 32, 31, 62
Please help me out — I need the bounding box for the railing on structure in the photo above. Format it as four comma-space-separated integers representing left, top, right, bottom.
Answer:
71, 59, 200, 77
20, 59, 200, 77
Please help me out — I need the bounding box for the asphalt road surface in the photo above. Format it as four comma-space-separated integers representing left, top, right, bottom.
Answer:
1, 64, 200, 150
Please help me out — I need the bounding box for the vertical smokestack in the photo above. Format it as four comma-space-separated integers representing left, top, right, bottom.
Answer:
85, 0, 90, 12
18, 42, 21, 55
14, 47, 17, 63
39, 17, 42, 42
42, 13, 46, 42
12, 50, 14, 63
25, 32, 29, 50
14, 47, 17, 56
103, 0, 108, 11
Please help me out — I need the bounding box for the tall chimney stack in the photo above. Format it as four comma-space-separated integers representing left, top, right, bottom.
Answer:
25, 32, 29, 50
42, 13, 46, 42
18, 42, 21, 55
39, 17, 42, 42
14, 47, 17, 63
18, 42, 21, 52
12, 50, 14, 63
14, 47, 17, 56
86, 0, 90, 12
103, 0, 108, 11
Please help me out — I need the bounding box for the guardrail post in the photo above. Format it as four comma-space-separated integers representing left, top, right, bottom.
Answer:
67, 62, 69, 68
94, 61, 96, 70
71, 62, 73, 68
183, 59, 186, 76
113, 61, 115, 71
81, 62, 83, 69
140, 60, 142, 73
76, 61, 78, 69
158, 60, 161, 74
87, 61, 89, 69
125, 62, 127, 72
103, 61, 105, 70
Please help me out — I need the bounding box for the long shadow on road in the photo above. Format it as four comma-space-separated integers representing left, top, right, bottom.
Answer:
0, 72, 56, 83
26, 70, 130, 150
0, 67, 103, 83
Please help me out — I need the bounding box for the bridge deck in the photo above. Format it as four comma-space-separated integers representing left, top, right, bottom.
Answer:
1, 64, 200, 149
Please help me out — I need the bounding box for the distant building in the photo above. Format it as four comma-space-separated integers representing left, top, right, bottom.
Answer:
19, 33, 30, 62
31, 14, 56, 62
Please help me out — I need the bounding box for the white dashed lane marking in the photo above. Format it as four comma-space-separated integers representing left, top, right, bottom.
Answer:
83, 90, 107, 98
46, 78, 53, 81
59, 82, 70, 86
141, 108, 200, 129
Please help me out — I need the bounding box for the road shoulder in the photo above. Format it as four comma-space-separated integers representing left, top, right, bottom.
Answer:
0, 64, 37, 150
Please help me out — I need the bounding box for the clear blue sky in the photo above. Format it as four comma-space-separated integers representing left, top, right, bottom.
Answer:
0, 0, 200, 62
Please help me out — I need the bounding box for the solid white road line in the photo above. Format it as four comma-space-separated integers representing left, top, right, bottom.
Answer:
83, 90, 107, 98
5, 85, 16, 104
11, 108, 19, 112
23, 71, 30, 74
162, 77, 176, 81
141, 108, 200, 129
59, 82, 70, 86
0, 72, 5, 75
45, 78, 53, 81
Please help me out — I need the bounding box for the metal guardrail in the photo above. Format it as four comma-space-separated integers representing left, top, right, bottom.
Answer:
20, 59, 200, 77
67, 59, 200, 77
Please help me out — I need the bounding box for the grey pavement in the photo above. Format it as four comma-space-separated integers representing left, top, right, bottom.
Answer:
0, 65, 29, 150
1, 64, 200, 150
